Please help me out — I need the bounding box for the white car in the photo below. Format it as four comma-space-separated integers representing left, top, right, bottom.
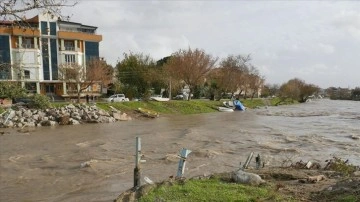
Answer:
105, 94, 129, 102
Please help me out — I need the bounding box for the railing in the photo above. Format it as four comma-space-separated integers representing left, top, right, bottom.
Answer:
64, 46, 75, 51
20, 44, 35, 49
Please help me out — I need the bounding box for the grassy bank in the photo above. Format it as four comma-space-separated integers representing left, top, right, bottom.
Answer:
138, 178, 289, 202
94, 97, 296, 115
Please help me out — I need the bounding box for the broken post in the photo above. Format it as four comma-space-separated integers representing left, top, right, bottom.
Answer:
177, 148, 192, 177
243, 152, 254, 169
134, 137, 141, 188
255, 154, 261, 169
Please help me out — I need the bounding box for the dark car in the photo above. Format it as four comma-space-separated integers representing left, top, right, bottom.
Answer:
12, 97, 34, 106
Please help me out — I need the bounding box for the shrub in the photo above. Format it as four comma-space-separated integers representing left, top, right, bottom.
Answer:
32, 94, 51, 109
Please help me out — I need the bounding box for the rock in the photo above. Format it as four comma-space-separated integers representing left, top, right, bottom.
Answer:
69, 118, 80, 125
307, 175, 326, 183
32, 114, 39, 121
7, 110, 16, 119
23, 110, 32, 118
66, 104, 76, 109
119, 113, 132, 121
112, 112, 122, 120
232, 170, 265, 185
41, 120, 57, 126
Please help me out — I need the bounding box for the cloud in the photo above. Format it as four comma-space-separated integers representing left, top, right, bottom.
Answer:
58, 1, 360, 88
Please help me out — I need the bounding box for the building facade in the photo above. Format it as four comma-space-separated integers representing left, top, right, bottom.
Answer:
0, 13, 102, 99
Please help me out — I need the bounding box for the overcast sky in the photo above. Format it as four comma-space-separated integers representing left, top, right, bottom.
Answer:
60, 0, 360, 89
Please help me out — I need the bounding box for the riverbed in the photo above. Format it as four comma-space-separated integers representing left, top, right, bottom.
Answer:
0, 99, 359, 201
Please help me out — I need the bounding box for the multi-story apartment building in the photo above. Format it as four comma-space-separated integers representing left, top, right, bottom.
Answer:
0, 13, 102, 99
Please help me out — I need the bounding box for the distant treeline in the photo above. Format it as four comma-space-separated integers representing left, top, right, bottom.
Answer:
326, 87, 360, 101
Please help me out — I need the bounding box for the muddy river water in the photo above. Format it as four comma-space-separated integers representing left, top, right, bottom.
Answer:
0, 99, 359, 201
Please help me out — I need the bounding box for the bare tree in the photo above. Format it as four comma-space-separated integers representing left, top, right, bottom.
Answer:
165, 48, 217, 100
1, 0, 77, 23
58, 58, 113, 103
245, 66, 264, 99
279, 78, 319, 103
218, 54, 251, 98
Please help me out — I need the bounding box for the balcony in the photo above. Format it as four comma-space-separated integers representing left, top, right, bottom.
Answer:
21, 44, 35, 49
64, 46, 75, 51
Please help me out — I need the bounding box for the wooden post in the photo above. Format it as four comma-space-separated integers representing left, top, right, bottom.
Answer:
177, 148, 192, 177
134, 137, 141, 188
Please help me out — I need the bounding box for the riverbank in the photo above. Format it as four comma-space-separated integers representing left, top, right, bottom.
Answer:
115, 159, 360, 202
1, 98, 293, 128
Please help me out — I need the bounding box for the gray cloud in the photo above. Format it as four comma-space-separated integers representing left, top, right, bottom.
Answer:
61, 0, 360, 88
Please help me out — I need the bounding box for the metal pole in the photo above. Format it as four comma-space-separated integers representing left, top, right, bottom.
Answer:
134, 137, 141, 188
243, 152, 254, 169
177, 148, 192, 177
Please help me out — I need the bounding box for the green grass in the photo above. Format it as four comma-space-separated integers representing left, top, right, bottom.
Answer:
139, 178, 289, 202
96, 100, 223, 115
36, 98, 293, 116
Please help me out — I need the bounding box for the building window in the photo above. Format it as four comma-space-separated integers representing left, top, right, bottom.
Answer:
24, 70, 30, 79
65, 54, 76, 64
25, 82, 36, 93
22, 37, 34, 49
64, 40, 75, 51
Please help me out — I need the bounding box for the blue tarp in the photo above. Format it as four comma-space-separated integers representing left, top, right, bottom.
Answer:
233, 100, 246, 111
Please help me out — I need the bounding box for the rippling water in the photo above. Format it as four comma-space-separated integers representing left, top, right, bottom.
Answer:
0, 99, 359, 201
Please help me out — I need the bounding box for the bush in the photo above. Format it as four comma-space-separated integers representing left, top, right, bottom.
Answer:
32, 94, 51, 109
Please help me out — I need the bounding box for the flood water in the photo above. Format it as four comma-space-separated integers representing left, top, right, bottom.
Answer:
0, 99, 359, 202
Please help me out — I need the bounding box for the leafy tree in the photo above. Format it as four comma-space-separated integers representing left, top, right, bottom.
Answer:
351, 87, 360, 101
0, 81, 27, 99
58, 58, 113, 103
279, 78, 319, 103
165, 48, 217, 100
261, 83, 280, 98
245, 66, 264, 99
116, 52, 157, 100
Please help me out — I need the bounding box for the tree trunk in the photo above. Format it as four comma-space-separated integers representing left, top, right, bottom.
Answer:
77, 91, 81, 103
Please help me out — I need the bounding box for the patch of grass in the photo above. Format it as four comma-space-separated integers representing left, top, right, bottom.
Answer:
96, 100, 222, 115
241, 98, 266, 109
325, 156, 358, 176
139, 178, 289, 202
49, 98, 289, 115
336, 195, 359, 202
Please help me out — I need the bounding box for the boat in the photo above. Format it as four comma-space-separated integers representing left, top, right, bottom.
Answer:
150, 95, 170, 102
223, 101, 234, 108
218, 107, 234, 112
136, 107, 159, 118
233, 100, 246, 111
150, 97, 170, 102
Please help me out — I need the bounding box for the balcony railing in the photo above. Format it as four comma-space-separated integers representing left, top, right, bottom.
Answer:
21, 44, 35, 49
64, 46, 75, 51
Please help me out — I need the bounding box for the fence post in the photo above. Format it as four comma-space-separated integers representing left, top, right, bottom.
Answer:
134, 137, 141, 188
177, 148, 192, 177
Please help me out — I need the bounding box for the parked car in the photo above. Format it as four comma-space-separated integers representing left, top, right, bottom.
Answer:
174, 94, 184, 100
105, 94, 129, 102
12, 97, 34, 107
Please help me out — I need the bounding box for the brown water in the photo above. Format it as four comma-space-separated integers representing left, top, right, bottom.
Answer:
1, 99, 359, 202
